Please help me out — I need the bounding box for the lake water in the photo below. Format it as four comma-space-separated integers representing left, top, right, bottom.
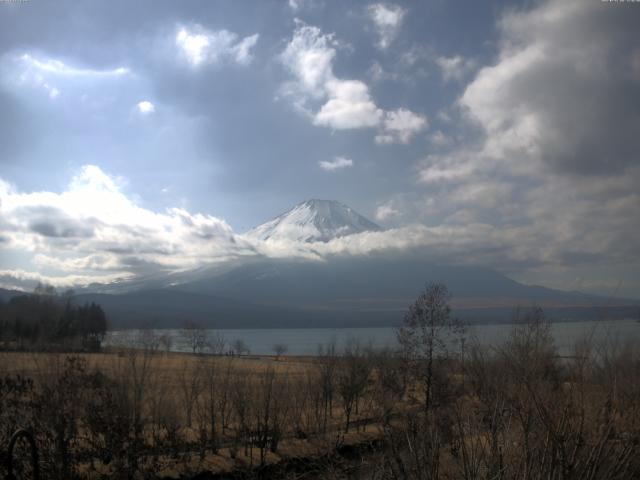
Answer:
105, 319, 640, 356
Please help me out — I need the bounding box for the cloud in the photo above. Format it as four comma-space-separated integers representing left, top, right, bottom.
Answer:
0, 166, 479, 290
280, 23, 337, 99
435, 55, 475, 82
0, 269, 132, 292
318, 156, 354, 171
26, 207, 96, 238
19, 53, 130, 77
367, 3, 407, 49
233, 34, 260, 65
409, 0, 640, 284
137, 100, 155, 114
280, 21, 424, 140
245, 221, 564, 273
2, 53, 130, 100
0, 165, 560, 292
375, 202, 399, 222
418, 152, 476, 184
314, 79, 382, 129
0, 165, 255, 290
1, 158, 638, 295
429, 130, 451, 147
288, 0, 305, 11
375, 108, 427, 144
368, 61, 393, 82
459, 0, 640, 175
176, 25, 259, 67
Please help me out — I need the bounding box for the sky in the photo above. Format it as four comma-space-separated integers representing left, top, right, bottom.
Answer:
0, 0, 639, 298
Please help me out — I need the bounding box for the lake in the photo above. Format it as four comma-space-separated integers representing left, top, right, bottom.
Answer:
105, 318, 640, 356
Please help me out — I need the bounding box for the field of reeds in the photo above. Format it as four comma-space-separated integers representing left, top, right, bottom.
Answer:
1, 287, 639, 479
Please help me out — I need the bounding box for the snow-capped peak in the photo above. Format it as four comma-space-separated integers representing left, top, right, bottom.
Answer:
246, 199, 382, 243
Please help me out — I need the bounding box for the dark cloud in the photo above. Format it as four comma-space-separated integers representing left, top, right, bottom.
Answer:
460, 0, 640, 176
29, 221, 92, 238
24, 207, 94, 238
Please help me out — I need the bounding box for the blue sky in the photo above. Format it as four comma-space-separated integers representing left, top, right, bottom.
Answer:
0, 0, 639, 298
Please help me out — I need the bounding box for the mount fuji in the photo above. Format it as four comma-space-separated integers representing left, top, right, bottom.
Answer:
25, 198, 635, 329
246, 199, 382, 243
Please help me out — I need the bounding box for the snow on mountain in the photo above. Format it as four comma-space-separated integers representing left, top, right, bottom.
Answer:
246, 199, 382, 243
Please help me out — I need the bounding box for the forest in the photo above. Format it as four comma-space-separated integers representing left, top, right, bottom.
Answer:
0, 284, 108, 351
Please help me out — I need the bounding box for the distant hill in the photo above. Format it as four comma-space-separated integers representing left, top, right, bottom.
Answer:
0, 288, 22, 303
1, 273, 637, 330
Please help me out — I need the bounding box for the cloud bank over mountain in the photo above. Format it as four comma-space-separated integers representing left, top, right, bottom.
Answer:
0, 159, 635, 296
0, 165, 538, 290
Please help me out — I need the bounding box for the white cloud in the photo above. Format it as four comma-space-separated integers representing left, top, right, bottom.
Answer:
0, 165, 254, 289
280, 23, 383, 130
375, 203, 399, 221
48, 86, 60, 99
3, 53, 129, 100
176, 28, 211, 65
232, 33, 260, 65
375, 108, 427, 144
319, 156, 354, 171
314, 79, 382, 129
280, 23, 337, 98
419, 163, 474, 184
136, 100, 155, 114
280, 22, 424, 139
0, 269, 132, 292
367, 3, 407, 49
368, 61, 385, 82
429, 130, 451, 147
435, 55, 475, 82
176, 26, 259, 67
19, 53, 130, 77
288, 0, 306, 11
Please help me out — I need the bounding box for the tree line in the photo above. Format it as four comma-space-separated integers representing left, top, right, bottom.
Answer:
0, 284, 108, 350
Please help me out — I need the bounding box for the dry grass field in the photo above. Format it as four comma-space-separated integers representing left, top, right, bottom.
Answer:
2, 312, 640, 479
0, 345, 389, 478
0, 349, 314, 379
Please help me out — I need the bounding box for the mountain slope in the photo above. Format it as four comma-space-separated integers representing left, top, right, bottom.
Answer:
73, 289, 312, 329
247, 199, 382, 243
175, 257, 638, 321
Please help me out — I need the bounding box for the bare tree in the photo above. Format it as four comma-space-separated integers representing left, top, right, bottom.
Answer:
337, 340, 372, 433
272, 343, 288, 360
217, 357, 235, 435
196, 355, 220, 453
372, 348, 408, 426
181, 320, 209, 355
232, 338, 250, 356
317, 340, 337, 433
207, 331, 226, 355
178, 359, 203, 427
158, 333, 173, 354
397, 283, 463, 412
